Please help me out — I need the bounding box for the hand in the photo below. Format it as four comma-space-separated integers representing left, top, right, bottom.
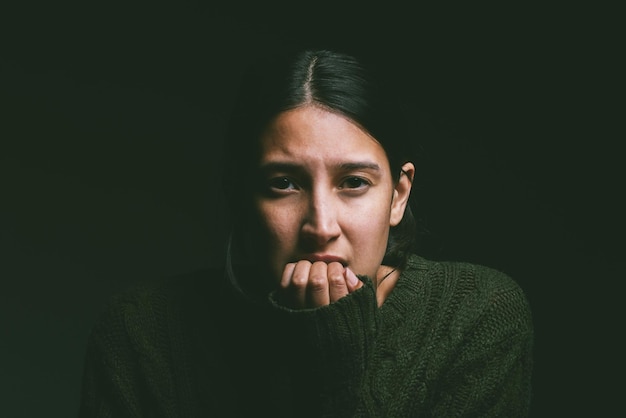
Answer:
278, 261, 363, 309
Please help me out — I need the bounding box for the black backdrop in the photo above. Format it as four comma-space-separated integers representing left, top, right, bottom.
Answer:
1, 2, 621, 417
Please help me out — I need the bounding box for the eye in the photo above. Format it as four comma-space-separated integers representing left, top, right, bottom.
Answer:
268, 177, 297, 191
340, 176, 370, 190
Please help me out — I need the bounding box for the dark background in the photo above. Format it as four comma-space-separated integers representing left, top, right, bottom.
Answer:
1, 2, 621, 417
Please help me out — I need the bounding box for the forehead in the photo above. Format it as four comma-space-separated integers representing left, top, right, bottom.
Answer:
259, 106, 390, 167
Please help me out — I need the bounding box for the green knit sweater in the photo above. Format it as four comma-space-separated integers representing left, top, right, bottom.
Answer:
79, 255, 533, 417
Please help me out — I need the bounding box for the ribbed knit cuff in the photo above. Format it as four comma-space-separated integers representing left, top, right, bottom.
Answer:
267, 277, 378, 416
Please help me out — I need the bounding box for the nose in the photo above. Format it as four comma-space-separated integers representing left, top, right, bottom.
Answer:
300, 189, 341, 246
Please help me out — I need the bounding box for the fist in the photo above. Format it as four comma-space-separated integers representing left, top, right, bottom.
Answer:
278, 260, 363, 309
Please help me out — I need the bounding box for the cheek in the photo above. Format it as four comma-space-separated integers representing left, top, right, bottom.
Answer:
345, 204, 391, 249
346, 218, 390, 278
257, 203, 300, 248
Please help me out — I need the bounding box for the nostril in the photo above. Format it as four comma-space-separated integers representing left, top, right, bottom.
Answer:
300, 193, 341, 244
300, 221, 341, 248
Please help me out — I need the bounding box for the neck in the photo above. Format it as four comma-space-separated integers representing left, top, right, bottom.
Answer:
375, 265, 401, 307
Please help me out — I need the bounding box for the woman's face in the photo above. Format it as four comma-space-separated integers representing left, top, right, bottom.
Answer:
253, 105, 411, 283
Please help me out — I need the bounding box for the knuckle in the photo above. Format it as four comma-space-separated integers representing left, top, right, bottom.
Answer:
327, 270, 345, 288
290, 274, 308, 287
289, 260, 312, 287
307, 273, 327, 292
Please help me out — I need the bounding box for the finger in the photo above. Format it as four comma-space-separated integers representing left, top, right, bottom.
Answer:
327, 262, 349, 303
306, 261, 330, 307
285, 260, 312, 308
278, 262, 297, 307
280, 262, 297, 288
344, 267, 363, 293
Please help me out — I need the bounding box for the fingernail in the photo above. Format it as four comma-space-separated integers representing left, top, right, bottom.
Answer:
345, 267, 358, 287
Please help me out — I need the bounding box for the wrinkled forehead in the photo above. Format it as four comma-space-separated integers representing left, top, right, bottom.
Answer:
256, 106, 390, 167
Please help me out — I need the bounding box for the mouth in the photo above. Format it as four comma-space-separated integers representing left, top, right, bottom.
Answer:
297, 254, 348, 266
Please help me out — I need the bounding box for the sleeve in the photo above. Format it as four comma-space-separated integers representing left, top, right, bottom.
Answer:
77, 290, 179, 418
78, 301, 145, 418
267, 276, 379, 418
430, 270, 534, 417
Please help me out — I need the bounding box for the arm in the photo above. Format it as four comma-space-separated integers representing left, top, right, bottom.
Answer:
268, 274, 379, 417
431, 276, 534, 417
78, 290, 180, 418
78, 304, 144, 418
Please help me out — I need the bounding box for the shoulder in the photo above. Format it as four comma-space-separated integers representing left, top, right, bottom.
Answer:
88, 267, 223, 353
401, 254, 533, 339
404, 254, 529, 304
100, 267, 218, 318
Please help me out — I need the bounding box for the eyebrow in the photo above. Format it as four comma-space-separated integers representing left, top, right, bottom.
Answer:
259, 161, 381, 173
338, 162, 381, 172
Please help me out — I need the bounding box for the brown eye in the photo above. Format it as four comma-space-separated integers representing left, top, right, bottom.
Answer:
341, 177, 369, 189
269, 177, 296, 191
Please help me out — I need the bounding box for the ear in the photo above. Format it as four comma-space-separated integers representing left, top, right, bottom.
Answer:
389, 162, 415, 227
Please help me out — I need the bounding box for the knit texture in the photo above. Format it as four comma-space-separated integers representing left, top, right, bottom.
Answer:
79, 255, 533, 417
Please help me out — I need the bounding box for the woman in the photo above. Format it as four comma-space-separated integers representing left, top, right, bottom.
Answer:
79, 48, 533, 417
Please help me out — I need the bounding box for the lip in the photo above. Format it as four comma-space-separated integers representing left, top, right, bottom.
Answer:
299, 254, 348, 266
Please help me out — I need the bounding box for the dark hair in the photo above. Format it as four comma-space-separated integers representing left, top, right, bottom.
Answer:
222, 48, 418, 273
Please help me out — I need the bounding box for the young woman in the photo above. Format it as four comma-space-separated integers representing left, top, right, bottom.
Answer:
79, 48, 533, 417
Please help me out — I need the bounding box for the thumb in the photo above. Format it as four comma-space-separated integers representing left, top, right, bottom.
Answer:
344, 267, 364, 293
